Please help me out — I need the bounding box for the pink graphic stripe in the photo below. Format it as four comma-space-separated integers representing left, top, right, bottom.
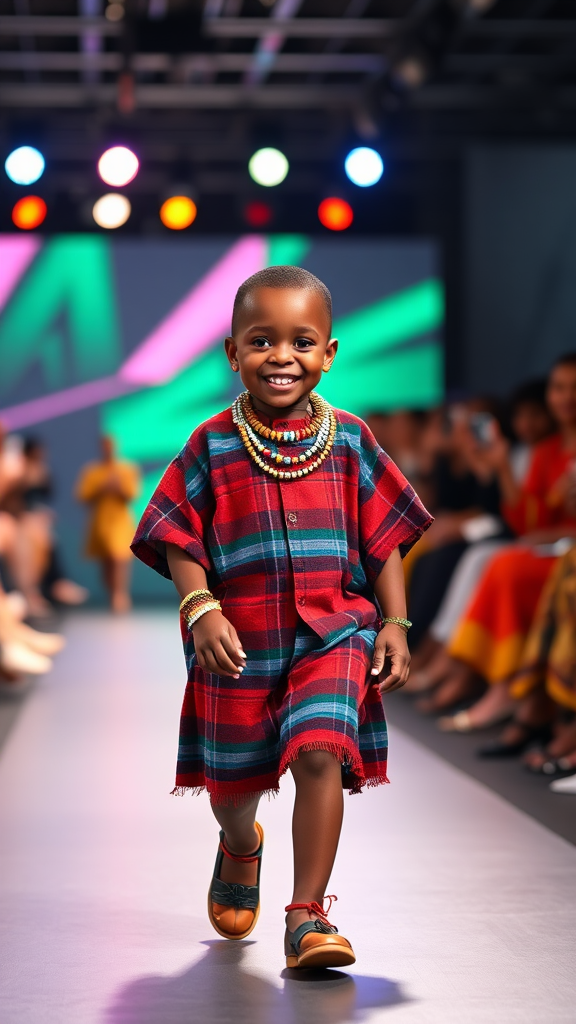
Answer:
0, 235, 268, 429
0, 235, 42, 314
0, 376, 135, 431
120, 235, 267, 385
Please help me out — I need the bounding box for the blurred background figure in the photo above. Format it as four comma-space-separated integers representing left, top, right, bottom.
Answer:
76, 437, 140, 613
0, 425, 66, 686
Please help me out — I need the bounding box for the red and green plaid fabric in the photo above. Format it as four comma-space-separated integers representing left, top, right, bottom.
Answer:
132, 406, 432, 801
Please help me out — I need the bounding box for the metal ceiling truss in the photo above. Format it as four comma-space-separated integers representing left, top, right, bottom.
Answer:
0, 0, 575, 234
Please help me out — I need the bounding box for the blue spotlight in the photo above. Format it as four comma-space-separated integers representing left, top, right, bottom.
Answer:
5, 146, 45, 185
344, 147, 384, 187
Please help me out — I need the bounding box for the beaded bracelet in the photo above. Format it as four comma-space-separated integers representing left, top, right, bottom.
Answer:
179, 589, 213, 616
186, 600, 222, 628
382, 616, 412, 632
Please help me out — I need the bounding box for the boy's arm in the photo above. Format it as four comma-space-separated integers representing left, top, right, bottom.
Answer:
370, 547, 411, 694
166, 543, 246, 679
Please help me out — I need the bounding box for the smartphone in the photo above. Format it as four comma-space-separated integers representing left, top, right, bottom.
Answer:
469, 412, 495, 446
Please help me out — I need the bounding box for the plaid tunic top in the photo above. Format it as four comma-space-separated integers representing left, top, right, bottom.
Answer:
132, 406, 432, 647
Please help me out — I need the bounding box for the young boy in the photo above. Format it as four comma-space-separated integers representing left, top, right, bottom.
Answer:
132, 266, 432, 969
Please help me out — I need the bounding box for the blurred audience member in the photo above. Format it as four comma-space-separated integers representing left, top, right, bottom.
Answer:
409, 380, 554, 697
413, 354, 576, 727
21, 439, 88, 611
76, 437, 140, 613
406, 397, 508, 650
476, 542, 576, 778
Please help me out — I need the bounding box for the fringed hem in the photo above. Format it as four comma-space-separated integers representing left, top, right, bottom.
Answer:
278, 738, 389, 796
170, 783, 280, 806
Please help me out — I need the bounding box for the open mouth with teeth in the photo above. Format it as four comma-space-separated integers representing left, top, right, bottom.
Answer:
262, 374, 302, 390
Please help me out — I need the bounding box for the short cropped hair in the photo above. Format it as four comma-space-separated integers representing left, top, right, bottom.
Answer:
231, 265, 332, 335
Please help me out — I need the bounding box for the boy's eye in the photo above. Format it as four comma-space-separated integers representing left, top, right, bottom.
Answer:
294, 338, 315, 349
253, 337, 271, 348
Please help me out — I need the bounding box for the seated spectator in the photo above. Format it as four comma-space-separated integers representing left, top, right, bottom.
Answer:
477, 539, 576, 772
411, 353, 576, 728
408, 379, 553, 697
21, 438, 88, 611
406, 396, 509, 650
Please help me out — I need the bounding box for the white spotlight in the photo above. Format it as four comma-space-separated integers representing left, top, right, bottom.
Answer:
92, 193, 131, 229
344, 148, 384, 188
248, 147, 289, 188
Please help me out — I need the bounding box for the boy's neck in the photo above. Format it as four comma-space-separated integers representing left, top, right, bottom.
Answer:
250, 393, 313, 423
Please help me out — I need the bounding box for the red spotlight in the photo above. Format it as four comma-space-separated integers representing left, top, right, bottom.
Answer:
12, 195, 47, 230
244, 200, 273, 228
318, 197, 353, 231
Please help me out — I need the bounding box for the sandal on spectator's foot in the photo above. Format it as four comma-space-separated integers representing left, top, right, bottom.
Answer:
284, 896, 356, 970
208, 822, 263, 940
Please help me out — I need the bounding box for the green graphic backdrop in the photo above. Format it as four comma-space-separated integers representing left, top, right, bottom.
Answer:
0, 233, 443, 598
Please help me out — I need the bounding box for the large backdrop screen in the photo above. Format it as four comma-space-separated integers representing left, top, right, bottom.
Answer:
0, 234, 443, 599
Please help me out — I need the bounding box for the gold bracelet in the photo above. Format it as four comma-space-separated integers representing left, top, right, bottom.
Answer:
180, 589, 213, 615
186, 600, 222, 627
382, 616, 412, 632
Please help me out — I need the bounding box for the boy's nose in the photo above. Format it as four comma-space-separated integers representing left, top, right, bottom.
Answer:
269, 345, 295, 365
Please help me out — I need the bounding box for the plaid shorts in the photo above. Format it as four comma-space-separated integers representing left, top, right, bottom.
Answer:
174, 587, 389, 805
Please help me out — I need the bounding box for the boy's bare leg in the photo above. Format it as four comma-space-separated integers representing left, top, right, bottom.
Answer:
210, 795, 261, 885
286, 750, 344, 932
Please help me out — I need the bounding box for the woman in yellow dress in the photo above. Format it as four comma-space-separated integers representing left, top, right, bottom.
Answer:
76, 436, 140, 612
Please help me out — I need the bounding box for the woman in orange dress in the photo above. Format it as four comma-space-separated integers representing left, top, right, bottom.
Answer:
429, 354, 576, 730
76, 436, 140, 612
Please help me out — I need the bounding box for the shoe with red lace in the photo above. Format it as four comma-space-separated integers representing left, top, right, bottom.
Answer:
284, 895, 356, 969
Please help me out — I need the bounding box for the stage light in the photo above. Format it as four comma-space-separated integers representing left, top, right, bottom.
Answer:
248, 148, 289, 187
318, 197, 353, 232
5, 146, 45, 186
92, 193, 131, 229
160, 196, 197, 230
244, 200, 273, 228
344, 147, 384, 187
97, 146, 139, 187
11, 195, 47, 230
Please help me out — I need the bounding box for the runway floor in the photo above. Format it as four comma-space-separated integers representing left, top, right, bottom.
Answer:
1, 610, 575, 1024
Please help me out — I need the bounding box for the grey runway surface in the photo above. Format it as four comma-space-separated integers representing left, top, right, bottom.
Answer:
1, 610, 575, 1024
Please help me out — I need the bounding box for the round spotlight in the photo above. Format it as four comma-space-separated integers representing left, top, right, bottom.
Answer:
244, 200, 273, 228
97, 146, 139, 187
248, 147, 289, 188
5, 146, 45, 186
12, 195, 47, 230
160, 195, 197, 230
318, 197, 353, 232
92, 193, 131, 229
344, 147, 384, 188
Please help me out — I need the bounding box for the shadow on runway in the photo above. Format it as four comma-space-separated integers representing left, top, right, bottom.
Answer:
104, 939, 409, 1024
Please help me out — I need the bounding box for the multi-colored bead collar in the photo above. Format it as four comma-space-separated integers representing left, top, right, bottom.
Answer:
232, 391, 337, 480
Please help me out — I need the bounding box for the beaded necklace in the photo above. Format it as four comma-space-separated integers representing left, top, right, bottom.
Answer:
232, 391, 337, 480
240, 390, 326, 442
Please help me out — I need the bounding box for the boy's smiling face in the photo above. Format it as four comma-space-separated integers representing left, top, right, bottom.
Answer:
225, 286, 338, 419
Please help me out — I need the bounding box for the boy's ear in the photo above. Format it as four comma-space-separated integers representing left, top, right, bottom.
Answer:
224, 337, 240, 372
323, 337, 338, 372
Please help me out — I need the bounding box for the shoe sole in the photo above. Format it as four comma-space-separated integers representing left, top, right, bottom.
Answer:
286, 944, 356, 969
207, 821, 263, 941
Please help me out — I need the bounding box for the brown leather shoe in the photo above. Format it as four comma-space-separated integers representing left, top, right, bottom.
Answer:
284, 896, 356, 969
208, 822, 264, 940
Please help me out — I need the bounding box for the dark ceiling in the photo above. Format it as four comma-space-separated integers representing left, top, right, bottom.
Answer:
1, 0, 575, 233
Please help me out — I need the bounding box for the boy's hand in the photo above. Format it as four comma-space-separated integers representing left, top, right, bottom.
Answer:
371, 623, 411, 694
191, 610, 247, 679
